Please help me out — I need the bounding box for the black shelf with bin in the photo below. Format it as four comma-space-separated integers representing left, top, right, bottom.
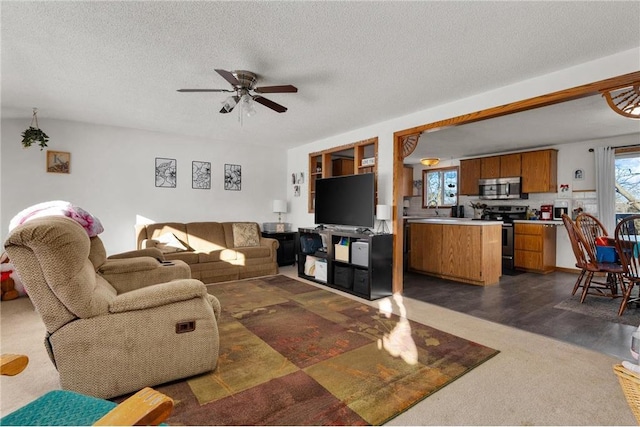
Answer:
297, 227, 393, 300
261, 231, 296, 266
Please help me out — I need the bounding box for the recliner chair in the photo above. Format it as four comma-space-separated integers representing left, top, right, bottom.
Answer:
4, 216, 221, 399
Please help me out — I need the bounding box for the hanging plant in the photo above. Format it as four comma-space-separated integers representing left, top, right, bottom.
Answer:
21, 108, 49, 150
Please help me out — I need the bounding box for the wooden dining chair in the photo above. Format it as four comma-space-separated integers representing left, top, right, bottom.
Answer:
614, 215, 640, 316
574, 213, 625, 304
561, 214, 588, 295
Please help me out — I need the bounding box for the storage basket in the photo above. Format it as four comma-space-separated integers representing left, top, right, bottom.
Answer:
613, 364, 640, 424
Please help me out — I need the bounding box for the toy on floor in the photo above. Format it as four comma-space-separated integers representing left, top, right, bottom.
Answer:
1, 252, 25, 301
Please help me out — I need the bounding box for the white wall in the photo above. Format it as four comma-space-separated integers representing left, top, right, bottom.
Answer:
1, 119, 288, 253
286, 47, 640, 269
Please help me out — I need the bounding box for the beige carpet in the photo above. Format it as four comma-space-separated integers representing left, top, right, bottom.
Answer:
1, 267, 636, 425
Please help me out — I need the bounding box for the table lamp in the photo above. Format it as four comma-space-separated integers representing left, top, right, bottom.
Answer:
376, 204, 391, 234
272, 200, 287, 232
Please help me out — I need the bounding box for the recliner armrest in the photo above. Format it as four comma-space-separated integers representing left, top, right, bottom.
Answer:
109, 279, 207, 313
98, 257, 161, 275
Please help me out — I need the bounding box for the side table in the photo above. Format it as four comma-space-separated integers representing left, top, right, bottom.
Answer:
262, 231, 296, 266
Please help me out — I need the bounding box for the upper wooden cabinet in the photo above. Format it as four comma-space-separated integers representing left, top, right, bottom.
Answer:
480, 156, 500, 179
499, 153, 522, 177
461, 149, 555, 195
521, 149, 557, 193
308, 137, 378, 213
459, 158, 481, 195
403, 165, 414, 197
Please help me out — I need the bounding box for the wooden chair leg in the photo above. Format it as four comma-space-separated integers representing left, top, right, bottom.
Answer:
572, 269, 586, 295
618, 282, 635, 316
580, 272, 595, 303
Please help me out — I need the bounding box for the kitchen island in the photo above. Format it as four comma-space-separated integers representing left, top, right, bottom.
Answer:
408, 218, 502, 286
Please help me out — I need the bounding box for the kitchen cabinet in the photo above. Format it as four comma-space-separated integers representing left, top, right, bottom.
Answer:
521, 149, 557, 193
403, 165, 414, 197
514, 222, 557, 273
332, 158, 355, 176
409, 223, 443, 274
409, 220, 502, 285
499, 153, 522, 177
480, 156, 500, 179
459, 158, 481, 195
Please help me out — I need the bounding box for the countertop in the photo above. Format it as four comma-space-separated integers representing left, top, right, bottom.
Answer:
405, 217, 564, 226
512, 219, 563, 225
406, 218, 502, 226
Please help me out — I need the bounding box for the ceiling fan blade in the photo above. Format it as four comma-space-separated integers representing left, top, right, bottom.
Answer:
177, 89, 233, 93
253, 96, 287, 113
215, 69, 240, 87
254, 85, 298, 94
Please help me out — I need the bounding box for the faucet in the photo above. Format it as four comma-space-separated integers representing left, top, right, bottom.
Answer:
428, 200, 439, 217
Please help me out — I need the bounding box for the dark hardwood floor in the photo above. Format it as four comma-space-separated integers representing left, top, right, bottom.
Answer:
402, 270, 638, 360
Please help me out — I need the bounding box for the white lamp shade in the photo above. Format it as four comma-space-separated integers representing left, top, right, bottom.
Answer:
403, 200, 411, 208
272, 200, 287, 213
376, 204, 392, 221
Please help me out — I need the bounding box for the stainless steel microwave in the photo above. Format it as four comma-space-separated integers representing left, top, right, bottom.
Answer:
478, 177, 525, 200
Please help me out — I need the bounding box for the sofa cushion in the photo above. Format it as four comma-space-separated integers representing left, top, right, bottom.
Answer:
185, 222, 226, 252
233, 246, 272, 260
198, 249, 238, 263
232, 223, 260, 247
163, 251, 199, 265
155, 232, 188, 253
144, 223, 191, 251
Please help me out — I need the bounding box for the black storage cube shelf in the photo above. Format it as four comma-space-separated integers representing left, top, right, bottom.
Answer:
333, 265, 353, 289
353, 268, 369, 295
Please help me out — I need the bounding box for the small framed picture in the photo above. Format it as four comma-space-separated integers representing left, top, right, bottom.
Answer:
155, 157, 177, 188
573, 169, 584, 181
224, 164, 241, 191
192, 161, 211, 189
47, 151, 70, 174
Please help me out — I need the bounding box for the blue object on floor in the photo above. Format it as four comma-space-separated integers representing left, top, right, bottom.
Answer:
0, 390, 117, 426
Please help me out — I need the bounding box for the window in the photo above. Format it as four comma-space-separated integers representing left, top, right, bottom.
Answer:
615, 147, 640, 221
422, 167, 459, 208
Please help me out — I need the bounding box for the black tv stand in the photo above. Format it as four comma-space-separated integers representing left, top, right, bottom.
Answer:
297, 227, 392, 300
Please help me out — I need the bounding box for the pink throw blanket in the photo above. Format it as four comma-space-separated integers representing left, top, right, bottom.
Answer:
9, 201, 104, 237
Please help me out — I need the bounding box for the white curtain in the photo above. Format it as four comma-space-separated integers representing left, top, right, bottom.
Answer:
595, 146, 616, 234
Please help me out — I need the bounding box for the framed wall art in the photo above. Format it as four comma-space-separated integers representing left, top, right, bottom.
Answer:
224, 164, 241, 191
192, 161, 211, 189
46, 151, 70, 174
155, 157, 177, 188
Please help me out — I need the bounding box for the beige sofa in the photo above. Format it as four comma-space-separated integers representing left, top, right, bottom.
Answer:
136, 221, 279, 283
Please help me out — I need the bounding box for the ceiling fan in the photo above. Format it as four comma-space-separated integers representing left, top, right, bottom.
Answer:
177, 69, 297, 114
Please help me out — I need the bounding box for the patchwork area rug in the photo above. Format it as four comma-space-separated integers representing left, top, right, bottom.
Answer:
554, 296, 640, 326
145, 275, 499, 425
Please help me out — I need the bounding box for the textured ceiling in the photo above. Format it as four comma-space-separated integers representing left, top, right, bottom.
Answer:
2, 1, 639, 154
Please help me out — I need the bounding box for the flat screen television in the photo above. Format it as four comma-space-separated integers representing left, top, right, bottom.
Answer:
314, 173, 375, 229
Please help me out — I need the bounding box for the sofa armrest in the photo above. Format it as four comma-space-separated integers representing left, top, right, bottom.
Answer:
109, 279, 206, 313
260, 237, 279, 262
141, 239, 160, 249
108, 247, 164, 261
